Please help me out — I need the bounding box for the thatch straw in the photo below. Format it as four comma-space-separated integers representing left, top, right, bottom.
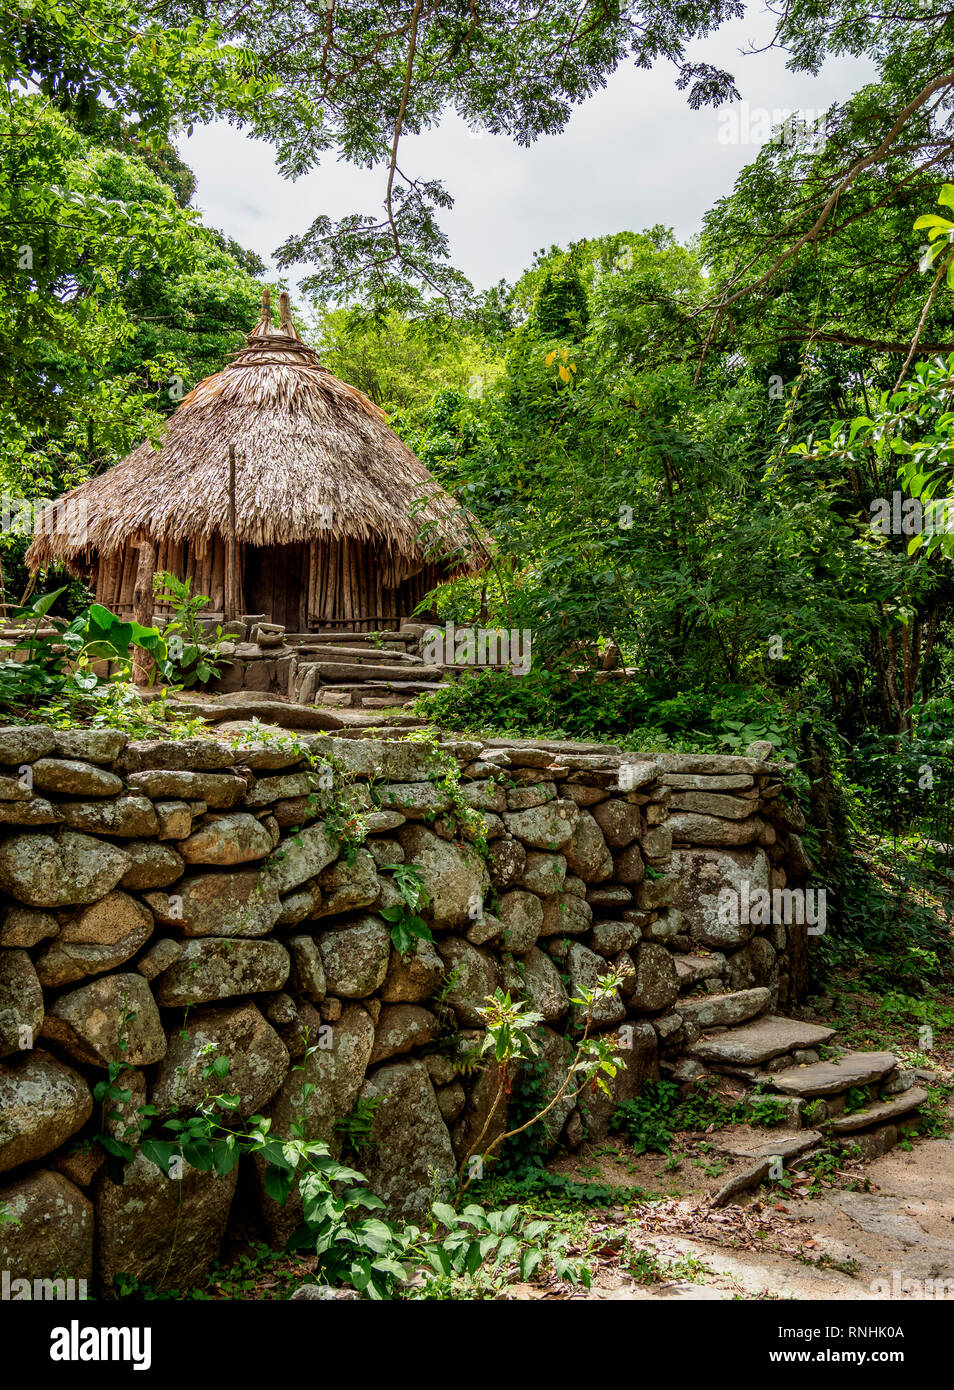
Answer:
27, 290, 489, 576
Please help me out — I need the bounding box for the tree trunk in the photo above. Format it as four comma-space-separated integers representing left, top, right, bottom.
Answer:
225, 444, 239, 621
132, 540, 156, 688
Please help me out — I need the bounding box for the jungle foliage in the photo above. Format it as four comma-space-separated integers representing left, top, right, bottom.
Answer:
5, 0, 954, 987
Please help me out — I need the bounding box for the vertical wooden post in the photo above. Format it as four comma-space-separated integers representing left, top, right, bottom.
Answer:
225, 444, 238, 621
132, 537, 156, 687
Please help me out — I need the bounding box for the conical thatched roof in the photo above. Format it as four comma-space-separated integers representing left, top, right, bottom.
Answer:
27, 289, 488, 575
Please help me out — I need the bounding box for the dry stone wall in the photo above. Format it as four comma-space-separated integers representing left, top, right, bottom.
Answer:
0, 724, 811, 1292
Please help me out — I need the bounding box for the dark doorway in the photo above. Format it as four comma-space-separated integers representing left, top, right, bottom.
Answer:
245, 543, 307, 630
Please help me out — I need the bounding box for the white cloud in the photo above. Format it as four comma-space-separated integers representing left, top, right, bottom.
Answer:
181, 14, 875, 293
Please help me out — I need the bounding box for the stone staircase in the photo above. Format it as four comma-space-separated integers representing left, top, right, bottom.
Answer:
207, 621, 530, 712
286, 627, 465, 710
661, 978, 928, 1200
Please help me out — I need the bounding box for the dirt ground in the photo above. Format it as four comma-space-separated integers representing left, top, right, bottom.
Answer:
512, 1108, 954, 1301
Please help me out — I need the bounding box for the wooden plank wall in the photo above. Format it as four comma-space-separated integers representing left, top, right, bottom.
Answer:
95, 535, 439, 630
305, 539, 439, 631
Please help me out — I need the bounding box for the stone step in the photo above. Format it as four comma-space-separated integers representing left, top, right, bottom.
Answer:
315, 684, 418, 710
362, 680, 448, 691
332, 711, 429, 730
762, 1051, 898, 1098
312, 662, 446, 683
710, 1126, 819, 1161
687, 1015, 837, 1067
292, 629, 416, 645
822, 1087, 928, 1134
316, 682, 449, 711
315, 682, 423, 695
169, 697, 343, 731
675, 954, 725, 991
298, 646, 421, 666
676, 987, 771, 1029
709, 1130, 823, 1208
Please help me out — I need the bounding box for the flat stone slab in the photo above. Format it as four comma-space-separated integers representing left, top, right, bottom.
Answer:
676, 987, 770, 1028
314, 662, 444, 682
298, 647, 414, 665
687, 1015, 836, 1066
363, 680, 446, 690
709, 1131, 822, 1208
825, 1088, 928, 1133
675, 954, 725, 989
482, 738, 623, 755
291, 630, 414, 645
332, 715, 428, 731
173, 698, 342, 730
765, 1052, 897, 1097
752, 1130, 821, 1162
312, 684, 421, 702
712, 1127, 821, 1161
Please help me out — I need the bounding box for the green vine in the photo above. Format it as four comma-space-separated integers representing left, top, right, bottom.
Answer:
378, 862, 434, 954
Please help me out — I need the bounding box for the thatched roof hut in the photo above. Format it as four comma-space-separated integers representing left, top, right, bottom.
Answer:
27, 290, 488, 631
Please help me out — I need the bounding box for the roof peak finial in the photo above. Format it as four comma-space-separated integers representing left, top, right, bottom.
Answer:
278, 290, 302, 342
248, 285, 276, 340
242, 285, 313, 353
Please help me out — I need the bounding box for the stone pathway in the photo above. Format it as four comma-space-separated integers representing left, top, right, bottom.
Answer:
542, 1120, 954, 1301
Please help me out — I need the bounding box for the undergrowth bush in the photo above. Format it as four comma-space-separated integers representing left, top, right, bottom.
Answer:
0, 586, 222, 736
820, 836, 954, 993
609, 1077, 791, 1155
417, 667, 804, 758
843, 706, 954, 842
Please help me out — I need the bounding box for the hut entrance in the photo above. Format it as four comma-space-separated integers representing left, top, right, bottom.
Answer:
245, 543, 307, 630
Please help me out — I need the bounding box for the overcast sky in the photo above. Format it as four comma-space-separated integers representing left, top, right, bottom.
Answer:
181, 12, 875, 294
